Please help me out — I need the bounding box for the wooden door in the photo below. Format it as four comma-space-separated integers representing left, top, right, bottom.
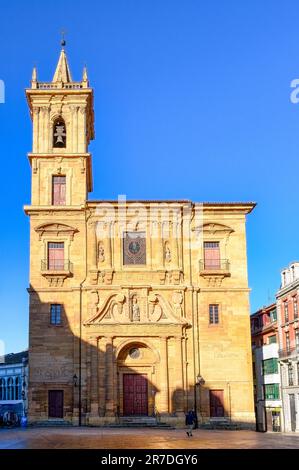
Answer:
48, 242, 64, 270
123, 374, 148, 416
210, 389, 224, 417
48, 390, 64, 418
204, 242, 220, 269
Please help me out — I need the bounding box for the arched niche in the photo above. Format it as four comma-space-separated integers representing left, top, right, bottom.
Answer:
53, 116, 66, 148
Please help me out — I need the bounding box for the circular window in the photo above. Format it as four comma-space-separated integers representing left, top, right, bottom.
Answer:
128, 241, 141, 254
129, 348, 140, 359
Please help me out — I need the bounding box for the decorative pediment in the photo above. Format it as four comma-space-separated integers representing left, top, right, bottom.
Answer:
84, 290, 186, 325
35, 223, 78, 240
193, 222, 234, 235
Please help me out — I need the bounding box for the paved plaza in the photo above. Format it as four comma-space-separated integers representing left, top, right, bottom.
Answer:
0, 427, 299, 449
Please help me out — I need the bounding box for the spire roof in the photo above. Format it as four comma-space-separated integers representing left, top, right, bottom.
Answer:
52, 48, 72, 83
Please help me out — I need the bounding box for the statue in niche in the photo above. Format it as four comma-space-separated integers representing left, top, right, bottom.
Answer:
132, 296, 140, 322
165, 244, 171, 263
98, 242, 105, 263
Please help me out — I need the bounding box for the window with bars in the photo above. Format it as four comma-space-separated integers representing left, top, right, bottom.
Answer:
264, 383, 280, 400
50, 304, 62, 325
262, 358, 278, 375
209, 304, 219, 324
288, 363, 294, 386
52, 176, 66, 205
204, 241, 220, 269
284, 301, 289, 323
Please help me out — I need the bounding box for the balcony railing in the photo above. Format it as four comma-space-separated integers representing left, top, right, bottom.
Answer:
278, 345, 299, 359
41, 259, 73, 272
199, 259, 230, 272
37, 82, 83, 90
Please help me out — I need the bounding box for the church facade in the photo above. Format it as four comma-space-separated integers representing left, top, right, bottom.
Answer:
25, 47, 255, 427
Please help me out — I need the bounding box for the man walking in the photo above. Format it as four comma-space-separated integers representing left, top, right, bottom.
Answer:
185, 409, 196, 437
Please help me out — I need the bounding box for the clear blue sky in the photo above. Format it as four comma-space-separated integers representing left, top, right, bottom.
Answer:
1, 0, 298, 354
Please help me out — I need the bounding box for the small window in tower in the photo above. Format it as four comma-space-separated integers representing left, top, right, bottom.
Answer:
53, 117, 66, 148
52, 176, 66, 205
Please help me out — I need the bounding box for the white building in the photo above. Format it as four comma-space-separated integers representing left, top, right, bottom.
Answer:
277, 262, 299, 432
0, 351, 28, 423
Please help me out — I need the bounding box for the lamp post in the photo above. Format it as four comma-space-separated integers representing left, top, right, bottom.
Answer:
73, 374, 78, 387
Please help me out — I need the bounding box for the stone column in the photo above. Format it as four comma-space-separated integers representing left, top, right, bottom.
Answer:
171, 221, 179, 268
174, 336, 185, 414
79, 105, 86, 152
104, 222, 112, 268
89, 221, 98, 270
43, 106, 50, 153
98, 337, 109, 417
33, 107, 39, 153
105, 336, 115, 417
90, 337, 99, 417
160, 337, 169, 414
158, 222, 164, 267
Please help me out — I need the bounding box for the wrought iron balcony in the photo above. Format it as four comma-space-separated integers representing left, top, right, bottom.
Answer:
278, 346, 299, 359
41, 259, 73, 272
199, 259, 230, 272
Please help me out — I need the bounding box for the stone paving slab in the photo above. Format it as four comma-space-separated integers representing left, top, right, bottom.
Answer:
0, 427, 299, 449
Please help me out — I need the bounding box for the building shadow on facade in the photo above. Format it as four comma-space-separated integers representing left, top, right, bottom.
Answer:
28, 288, 256, 429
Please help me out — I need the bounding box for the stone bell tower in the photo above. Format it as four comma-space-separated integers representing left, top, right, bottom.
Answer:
26, 42, 94, 208
25, 42, 95, 424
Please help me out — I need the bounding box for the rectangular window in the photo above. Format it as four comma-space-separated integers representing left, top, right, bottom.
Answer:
204, 241, 220, 269
286, 331, 290, 351
268, 335, 277, 344
295, 330, 299, 349
294, 298, 298, 319
262, 358, 278, 375
48, 242, 64, 270
288, 364, 294, 386
209, 304, 219, 324
264, 383, 280, 400
50, 304, 62, 325
284, 301, 289, 323
270, 309, 277, 322
52, 176, 66, 205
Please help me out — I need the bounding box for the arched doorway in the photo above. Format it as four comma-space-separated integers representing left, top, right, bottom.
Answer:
117, 342, 159, 417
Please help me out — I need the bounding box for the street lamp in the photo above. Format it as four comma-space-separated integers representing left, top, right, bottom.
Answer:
196, 375, 205, 386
